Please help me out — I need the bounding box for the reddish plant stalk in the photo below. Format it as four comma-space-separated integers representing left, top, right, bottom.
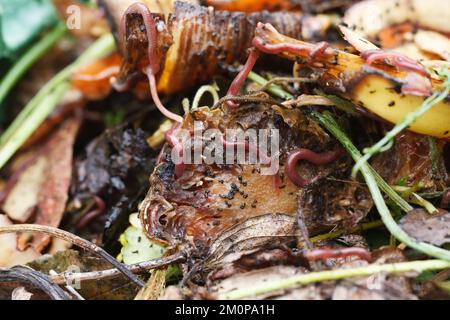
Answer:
285, 148, 345, 187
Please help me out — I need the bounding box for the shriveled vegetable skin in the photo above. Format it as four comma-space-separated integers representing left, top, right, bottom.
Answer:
112, 1, 308, 95
157, 2, 304, 94
254, 23, 450, 139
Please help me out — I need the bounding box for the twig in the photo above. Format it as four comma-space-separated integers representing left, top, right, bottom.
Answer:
0, 224, 145, 287
219, 259, 450, 299
0, 266, 70, 300
50, 252, 186, 285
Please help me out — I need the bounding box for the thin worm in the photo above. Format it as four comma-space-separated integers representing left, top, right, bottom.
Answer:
252, 34, 335, 58
285, 148, 345, 187
119, 3, 160, 75
118, 3, 183, 123
147, 68, 184, 123
362, 50, 429, 78
226, 48, 261, 108
305, 247, 372, 262
75, 196, 106, 230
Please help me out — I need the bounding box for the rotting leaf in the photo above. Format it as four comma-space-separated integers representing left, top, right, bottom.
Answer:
70, 123, 156, 252
1, 115, 81, 252
17, 116, 81, 252
372, 132, 448, 192
400, 209, 450, 246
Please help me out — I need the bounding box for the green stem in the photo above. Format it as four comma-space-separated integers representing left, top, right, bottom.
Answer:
0, 82, 69, 168
0, 23, 67, 105
248, 71, 294, 100
220, 259, 450, 299
312, 111, 450, 261
0, 34, 116, 169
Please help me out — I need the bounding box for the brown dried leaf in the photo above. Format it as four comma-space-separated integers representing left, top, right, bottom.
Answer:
400, 209, 450, 246
1, 116, 81, 252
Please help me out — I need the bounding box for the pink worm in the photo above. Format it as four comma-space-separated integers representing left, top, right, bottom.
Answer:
226, 37, 331, 108
226, 49, 260, 108
219, 135, 281, 188
305, 247, 372, 262
285, 148, 345, 187
75, 196, 106, 230
118, 3, 183, 123
362, 50, 429, 78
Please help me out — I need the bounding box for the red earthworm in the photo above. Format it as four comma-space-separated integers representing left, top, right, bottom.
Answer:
308, 41, 330, 62
226, 34, 331, 107
145, 68, 184, 123
226, 49, 260, 108
219, 134, 281, 188
400, 72, 432, 96
117, 3, 183, 123
75, 196, 106, 230
252, 24, 335, 58
361, 50, 429, 78
118, 3, 160, 75
285, 148, 345, 187
305, 247, 372, 262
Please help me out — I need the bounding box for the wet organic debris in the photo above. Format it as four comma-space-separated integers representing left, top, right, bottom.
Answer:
69, 123, 157, 252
